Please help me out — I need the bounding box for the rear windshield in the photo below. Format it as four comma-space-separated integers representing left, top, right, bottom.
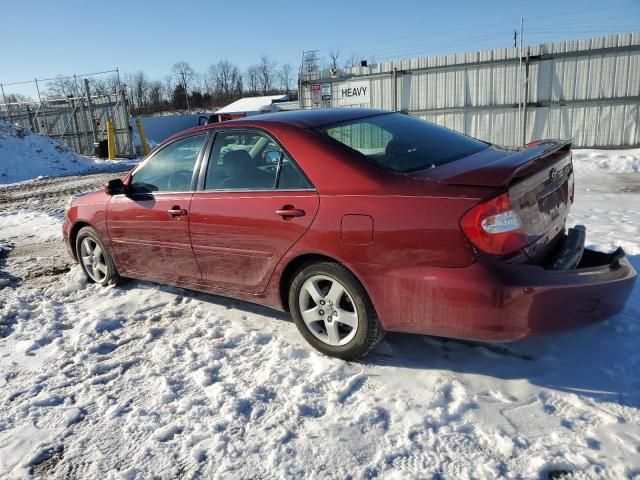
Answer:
314, 113, 489, 173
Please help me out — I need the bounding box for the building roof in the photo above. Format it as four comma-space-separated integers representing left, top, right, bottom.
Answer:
216, 95, 289, 114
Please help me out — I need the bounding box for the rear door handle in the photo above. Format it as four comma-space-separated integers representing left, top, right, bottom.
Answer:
275, 207, 305, 218
168, 207, 188, 217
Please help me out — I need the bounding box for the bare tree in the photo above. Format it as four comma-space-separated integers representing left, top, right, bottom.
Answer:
206, 60, 243, 104
257, 55, 277, 95
161, 75, 174, 103
344, 52, 362, 68
328, 47, 341, 70
245, 65, 260, 94
148, 80, 163, 108
171, 61, 194, 111
302, 51, 319, 73
232, 70, 243, 98
214, 60, 238, 95
129, 71, 150, 110
45, 76, 79, 98
90, 74, 119, 96
278, 63, 293, 94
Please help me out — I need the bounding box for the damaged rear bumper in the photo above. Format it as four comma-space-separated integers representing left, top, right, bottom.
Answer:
365, 228, 637, 341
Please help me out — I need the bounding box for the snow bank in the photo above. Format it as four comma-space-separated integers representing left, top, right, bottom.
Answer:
573, 148, 640, 173
0, 121, 136, 185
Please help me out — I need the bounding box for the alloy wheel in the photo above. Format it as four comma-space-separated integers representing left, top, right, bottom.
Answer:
298, 274, 359, 346
80, 237, 108, 283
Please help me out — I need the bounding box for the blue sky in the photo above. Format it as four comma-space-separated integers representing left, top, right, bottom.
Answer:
1, 0, 638, 96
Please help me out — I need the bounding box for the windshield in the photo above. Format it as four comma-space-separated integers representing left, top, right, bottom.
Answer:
315, 113, 489, 173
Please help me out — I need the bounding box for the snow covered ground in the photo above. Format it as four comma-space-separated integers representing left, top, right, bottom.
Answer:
0, 121, 138, 185
0, 149, 639, 479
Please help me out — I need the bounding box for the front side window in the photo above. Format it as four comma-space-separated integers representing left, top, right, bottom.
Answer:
130, 134, 207, 193
205, 130, 311, 190
315, 113, 489, 173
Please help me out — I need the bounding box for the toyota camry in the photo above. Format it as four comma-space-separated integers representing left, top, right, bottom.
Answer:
63, 109, 637, 359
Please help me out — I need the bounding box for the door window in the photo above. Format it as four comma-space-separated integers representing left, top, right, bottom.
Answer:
204, 130, 311, 190
130, 134, 207, 193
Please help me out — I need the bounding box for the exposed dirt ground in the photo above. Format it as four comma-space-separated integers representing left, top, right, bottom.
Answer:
0, 171, 127, 216
0, 170, 129, 290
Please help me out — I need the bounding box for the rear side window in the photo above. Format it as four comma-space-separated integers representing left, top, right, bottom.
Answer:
315, 113, 488, 173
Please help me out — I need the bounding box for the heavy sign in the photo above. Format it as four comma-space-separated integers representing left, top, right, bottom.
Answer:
337, 80, 370, 106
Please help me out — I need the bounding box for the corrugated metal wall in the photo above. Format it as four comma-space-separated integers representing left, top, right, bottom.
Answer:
300, 33, 640, 148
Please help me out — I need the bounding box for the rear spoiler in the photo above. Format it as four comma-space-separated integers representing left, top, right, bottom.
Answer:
428, 139, 572, 188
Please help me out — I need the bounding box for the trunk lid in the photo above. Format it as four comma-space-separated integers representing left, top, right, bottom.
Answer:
423, 140, 574, 259
507, 143, 574, 259
423, 140, 572, 188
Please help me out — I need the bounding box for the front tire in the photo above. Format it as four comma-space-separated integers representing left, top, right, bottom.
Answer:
75, 226, 120, 286
289, 261, 384, 360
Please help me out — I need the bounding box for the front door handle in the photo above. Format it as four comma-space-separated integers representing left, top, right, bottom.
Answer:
275, 207, 305, 218
168, 207, 188, 217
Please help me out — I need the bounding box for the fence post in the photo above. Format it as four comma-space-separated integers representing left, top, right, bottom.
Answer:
34, 78, 49, 135
135, 118, 150, 155
119, 87, 135, 158
107, 120, 116, 160
84, 79, 98, 152
0, 83, 13, 122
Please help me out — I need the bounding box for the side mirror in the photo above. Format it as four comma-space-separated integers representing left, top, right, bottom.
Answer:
265, 150, 282, 164
104, 178, 125, 196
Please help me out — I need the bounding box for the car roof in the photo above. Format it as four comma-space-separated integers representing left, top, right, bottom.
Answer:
222, 108, 389, 129
170, 108, 391, 142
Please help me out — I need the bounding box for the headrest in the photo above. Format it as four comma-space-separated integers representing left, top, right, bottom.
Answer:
222, 149, 253, 177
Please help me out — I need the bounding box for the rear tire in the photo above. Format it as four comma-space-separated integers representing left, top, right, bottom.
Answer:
75, 226, 120, 286
289, 261, 384, 360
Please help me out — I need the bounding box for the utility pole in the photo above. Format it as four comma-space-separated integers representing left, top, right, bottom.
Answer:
513, 29, 518, 48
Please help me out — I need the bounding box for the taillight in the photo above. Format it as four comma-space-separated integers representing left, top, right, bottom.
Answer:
460, 192, 528, 255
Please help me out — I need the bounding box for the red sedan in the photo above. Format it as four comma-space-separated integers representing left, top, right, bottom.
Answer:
63, 109, 636, 359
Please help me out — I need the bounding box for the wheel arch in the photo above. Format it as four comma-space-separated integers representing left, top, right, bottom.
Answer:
69, 220, 92, 261
278, 252, 370, 312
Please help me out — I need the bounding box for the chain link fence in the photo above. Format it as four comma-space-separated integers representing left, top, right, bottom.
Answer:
1, 73, 135, 158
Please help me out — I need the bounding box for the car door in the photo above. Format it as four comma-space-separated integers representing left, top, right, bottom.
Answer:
107, 132, 208, 283
189, 128, 319, 294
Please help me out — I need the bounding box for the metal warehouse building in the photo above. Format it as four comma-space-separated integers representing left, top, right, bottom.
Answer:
299, 32, 640, 148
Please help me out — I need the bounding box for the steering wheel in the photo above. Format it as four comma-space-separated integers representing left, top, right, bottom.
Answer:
168, 171, 192, 191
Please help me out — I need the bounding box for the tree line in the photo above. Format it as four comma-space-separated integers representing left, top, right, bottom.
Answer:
2, 55, 294, 115
121, 56, 295, 114
2, 48, 369, 115
120, 55, 293, 114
